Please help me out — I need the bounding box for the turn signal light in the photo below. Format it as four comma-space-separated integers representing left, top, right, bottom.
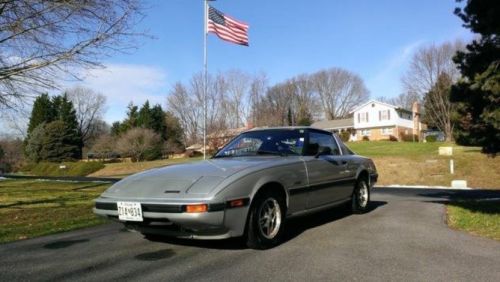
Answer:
229, 199, 245, 208
185, 204, 208, 213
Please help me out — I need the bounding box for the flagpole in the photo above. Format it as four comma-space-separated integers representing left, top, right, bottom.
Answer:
203, 0, 208, 160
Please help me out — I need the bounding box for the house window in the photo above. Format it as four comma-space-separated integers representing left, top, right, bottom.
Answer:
379, 110, 391, 121
358, 112, 369, 123
361, 129, 371, 136
381, 127, 393, 135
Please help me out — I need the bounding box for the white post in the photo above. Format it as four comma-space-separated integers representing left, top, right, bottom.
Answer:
203, 0, 208, 160
450, 159, 454, 174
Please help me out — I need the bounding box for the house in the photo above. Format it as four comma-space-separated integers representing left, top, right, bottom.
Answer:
310, 118, 356, 141
312, 100, 426, 141
350, 100, 425, 141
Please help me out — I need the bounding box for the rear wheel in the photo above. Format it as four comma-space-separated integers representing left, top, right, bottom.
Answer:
246, 191, 286, 249
352, 178, 370, 213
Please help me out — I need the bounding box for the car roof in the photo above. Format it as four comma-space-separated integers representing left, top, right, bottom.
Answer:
247, 126, 332, 135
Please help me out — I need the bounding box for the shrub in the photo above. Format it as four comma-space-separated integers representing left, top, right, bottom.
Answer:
21, 161, 104, 176
425, 135, 437, 142
116, 128, 162, 162
401, 133, 419, 142
91, 135, 118, 161
388, 135, 398, 141
339, 131, 350, 142
184, 150, 203, 158
362, 136, 370, 141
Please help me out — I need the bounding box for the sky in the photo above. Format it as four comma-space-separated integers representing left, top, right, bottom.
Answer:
2, 0, 474, 133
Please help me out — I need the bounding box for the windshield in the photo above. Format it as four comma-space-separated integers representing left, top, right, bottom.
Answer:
214, 129, 305, 158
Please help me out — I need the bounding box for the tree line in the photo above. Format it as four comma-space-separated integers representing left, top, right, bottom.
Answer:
167, 68, 369, 145
21, 87, 185, 163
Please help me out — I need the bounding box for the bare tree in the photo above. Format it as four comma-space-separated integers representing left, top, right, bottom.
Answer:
90, 134, 116, 161
0, 136, 24, 172
168, 70, 258, 145
224, 69, 250, 128
289, 74, 320, 124
424, 73, 455, 141
378, 91, 420, 110
401, 40, 464, 100
116, 128, 161, 162
311, 68, 369, 119
0, 0, 145, 110
248, 72, 268, 126
261, 82, 293, 126
66, 86, 107, 147
167, 82, 200, 145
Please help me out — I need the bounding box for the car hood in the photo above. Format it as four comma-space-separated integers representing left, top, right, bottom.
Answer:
101, 157, 277, 199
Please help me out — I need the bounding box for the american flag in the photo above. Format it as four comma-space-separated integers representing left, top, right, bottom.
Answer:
207, 6, 249, 46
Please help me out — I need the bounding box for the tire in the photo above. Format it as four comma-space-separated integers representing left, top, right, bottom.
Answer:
352, 178, 370, 214
246, 191, 286, 250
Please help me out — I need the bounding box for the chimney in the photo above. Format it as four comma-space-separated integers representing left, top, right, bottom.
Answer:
246, 121, 254, 129
412, 101, 420, 136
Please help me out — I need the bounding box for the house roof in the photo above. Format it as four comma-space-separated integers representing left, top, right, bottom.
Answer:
311, 118, 354, 130
348, 99, 416, 114
348, 100, 397, 114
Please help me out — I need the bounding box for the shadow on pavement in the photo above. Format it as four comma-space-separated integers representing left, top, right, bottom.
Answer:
44, 239, 89, 249
144, 200, 387, 250
283, 200, 387, 243
142, 234, 246, 250
134, 248, 176, 261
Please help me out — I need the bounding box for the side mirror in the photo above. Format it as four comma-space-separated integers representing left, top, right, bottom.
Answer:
315, 147, 331, 158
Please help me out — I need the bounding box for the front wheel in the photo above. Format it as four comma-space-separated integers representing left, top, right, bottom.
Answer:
352, 179, 370, 213
246, 191, 286, 249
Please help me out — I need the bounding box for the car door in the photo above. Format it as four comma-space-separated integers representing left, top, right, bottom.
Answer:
303, 131, 351, 208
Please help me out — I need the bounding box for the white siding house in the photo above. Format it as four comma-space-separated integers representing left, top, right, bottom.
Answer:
349, 100, 424, 141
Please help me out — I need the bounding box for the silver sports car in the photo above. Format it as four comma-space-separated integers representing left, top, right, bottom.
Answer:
94, 127, 378, 249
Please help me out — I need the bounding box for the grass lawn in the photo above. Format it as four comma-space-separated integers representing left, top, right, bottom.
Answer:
89, 157, 203, 178
0, 179, 112, 244
347, 141, 500, 189
447, 200, 500, 241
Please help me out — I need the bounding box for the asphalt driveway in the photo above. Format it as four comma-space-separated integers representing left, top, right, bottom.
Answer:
1, 188, 499, 281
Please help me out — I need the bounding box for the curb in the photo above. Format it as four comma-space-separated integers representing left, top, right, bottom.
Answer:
375, 184, 472, 190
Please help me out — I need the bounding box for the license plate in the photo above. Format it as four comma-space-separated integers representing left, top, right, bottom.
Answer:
117, 202, 143, 222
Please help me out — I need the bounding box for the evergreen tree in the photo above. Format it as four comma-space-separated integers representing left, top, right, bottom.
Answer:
137, 100, 153, 128
150, 104, 167, 139
121, 102, 139, 132
165, 111, 184, 146
53, 94, 82, 158
451, 0, 500, 155
27, 94, 55, 134
111, 121, 122, 136
41, 121, 81, 161
25, 123, 46, 162
25, 93, 82, 161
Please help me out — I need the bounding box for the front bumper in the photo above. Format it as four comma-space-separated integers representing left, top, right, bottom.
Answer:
93, 199, 249, 239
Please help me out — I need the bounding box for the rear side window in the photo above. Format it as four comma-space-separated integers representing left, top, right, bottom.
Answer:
306, 132, 340, 156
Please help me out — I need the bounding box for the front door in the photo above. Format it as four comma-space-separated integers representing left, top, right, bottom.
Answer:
304, 131, 351, 208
